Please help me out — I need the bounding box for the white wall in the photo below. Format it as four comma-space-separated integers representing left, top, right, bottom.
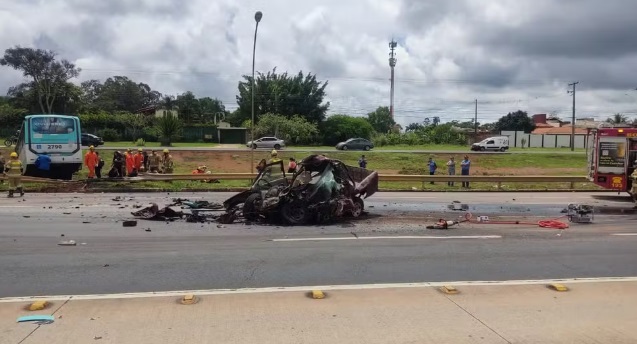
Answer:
499, 131, 587, 148
529, 135, 543, 148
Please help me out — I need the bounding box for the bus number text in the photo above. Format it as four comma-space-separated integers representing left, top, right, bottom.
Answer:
47, 145, 62, 150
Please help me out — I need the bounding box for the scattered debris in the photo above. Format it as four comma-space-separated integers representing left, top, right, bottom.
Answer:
131, 203, 183, 221
23, 215, 30, 218
58, 240, 77, 246
17, 315, 55, 324
566, 204, 594, 223
103, 264, 110, 267
448, 201, 469, 211
122, 220, 138, 227
94, 336, 103, 340
82, 221, 91, 224
350, 232, 358, 238
63, 212, 72, 215
426, 219, 460, 230
170, 198, 223, 210
144, 228, 152, 232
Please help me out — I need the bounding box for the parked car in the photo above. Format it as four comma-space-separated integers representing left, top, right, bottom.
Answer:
81, 133, 105, 147
470, 136, 509, 152
335, 138, 374, 151
246, 137, 285, 150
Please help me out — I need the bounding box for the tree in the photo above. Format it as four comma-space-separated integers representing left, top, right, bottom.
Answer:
254, 114, 320, 145
154, 112, 182, 146
235, 68, 330, 125
1, 46, 80, 113
405, 122, 424, 132
494, 110, 535, 133
91, 76, 161, 113
366, 106, 396, 133
320, 115, 375, 146
432, 116, 441, 126
606, 113, 629, 125
198, 97, 226, 123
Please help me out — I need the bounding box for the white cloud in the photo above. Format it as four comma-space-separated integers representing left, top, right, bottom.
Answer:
1, 0, 637, 127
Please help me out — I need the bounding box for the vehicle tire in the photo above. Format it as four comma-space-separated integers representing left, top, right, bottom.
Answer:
281, 201, 309, 225
274, 144, 281, 150
342, 145, 348, 151
252, 144, 258, 149
4, 139, 12, 147
364, 146, 370, 151
479, 147, 486, 151
243, 193, 263, 221
499, 147, 506, 152
350, 197, 364, 218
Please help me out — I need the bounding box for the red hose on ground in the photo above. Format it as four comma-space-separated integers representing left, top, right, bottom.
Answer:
463, 213, 569, 230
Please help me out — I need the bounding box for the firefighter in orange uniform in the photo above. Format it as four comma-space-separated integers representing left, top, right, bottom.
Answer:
134, 148, 144, 173
125, 148, 135, 176
84, 146, 98, 178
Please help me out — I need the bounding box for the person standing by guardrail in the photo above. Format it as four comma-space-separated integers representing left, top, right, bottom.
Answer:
427, 157, 437, 184
461, 155, 471, 188
148, 150, 161, 173
125, 149, 135, 176
358, 155, 367, 169
161, 149, 174, 174
95, 152, 104, 179
4, 152, 23, 197
84, 146, 98, 179
134, 148, 144, 173
447, 156, 456, 187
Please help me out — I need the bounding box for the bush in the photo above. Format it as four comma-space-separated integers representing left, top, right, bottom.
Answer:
254, 113, 320, 145
135, 138, 146, 147
320, 114, 375, 146
98, 128, 121, 142
154, 112, 182, 146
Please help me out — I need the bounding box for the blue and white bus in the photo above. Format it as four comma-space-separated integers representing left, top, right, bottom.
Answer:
15, 114, 83, 180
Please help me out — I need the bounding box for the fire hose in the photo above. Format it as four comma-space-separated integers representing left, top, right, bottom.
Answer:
461, 212, 569, 230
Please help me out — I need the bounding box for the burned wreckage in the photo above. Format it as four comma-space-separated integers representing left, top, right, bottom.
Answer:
223, 155, 379, 224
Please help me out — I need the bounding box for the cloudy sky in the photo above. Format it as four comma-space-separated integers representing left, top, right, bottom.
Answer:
2, 0, 637, 126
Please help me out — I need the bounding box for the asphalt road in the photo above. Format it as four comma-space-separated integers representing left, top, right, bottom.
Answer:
98, 146, 586, 155
0, 192, 635, 298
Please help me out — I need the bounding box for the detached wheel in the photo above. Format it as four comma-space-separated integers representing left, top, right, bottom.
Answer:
4, 139, 12, 147
243, 193, 263, 221
281, 202, 309, 225
350, 197, 364, 218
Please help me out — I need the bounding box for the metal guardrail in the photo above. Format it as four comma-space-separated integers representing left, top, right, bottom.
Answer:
1, 174, 590, 189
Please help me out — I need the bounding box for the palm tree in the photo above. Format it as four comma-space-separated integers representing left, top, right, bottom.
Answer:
155, 112, 182, 146
161, 95, 176, 110
606, 113, 628, 125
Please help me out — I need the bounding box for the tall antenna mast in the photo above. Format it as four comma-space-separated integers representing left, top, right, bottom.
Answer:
389, 39, 397, 120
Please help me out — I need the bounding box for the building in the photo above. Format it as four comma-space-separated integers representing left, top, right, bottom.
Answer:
137, 105, 179, 118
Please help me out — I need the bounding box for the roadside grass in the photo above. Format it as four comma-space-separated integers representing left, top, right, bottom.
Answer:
292, 144, 586, 153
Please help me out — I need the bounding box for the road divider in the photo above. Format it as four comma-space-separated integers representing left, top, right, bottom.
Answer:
0, 174, 590, 190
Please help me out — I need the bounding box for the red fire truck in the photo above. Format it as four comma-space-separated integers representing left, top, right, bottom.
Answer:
587, 126, 637, 194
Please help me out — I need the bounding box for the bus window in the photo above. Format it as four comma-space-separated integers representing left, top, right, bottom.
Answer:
31, 117, 76, 135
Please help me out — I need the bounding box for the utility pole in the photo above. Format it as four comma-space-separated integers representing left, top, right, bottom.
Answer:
389, 40, 397, 120
474, 99, 478, 143
568, 82, 579, 152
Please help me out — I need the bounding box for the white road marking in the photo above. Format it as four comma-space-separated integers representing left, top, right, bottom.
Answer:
270, 235, 502, 242
1, 276, 636, 303
612, 233, 637, 236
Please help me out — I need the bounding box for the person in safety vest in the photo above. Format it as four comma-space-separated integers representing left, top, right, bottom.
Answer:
3, 152, 24, 198
269, 149, 281, 164
84, 146, 99, 179
148, 150, 161, 173
125, 148, 135, 176
134, 148, 144, 173
161, 149, 174, 174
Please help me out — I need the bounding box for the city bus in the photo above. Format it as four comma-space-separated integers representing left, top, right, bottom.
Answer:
587, 126, 637, 195
15, 114, 83, 180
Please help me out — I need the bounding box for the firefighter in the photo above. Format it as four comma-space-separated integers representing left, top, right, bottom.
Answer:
4, 152, 24, 198
84, 146, 99, 178
631, 168, 637, 206
125, 149, 135, 176
148, 150, 161, 173
134, 148, 144, 173
161, 149, 174, 174
269, 149, 281, 164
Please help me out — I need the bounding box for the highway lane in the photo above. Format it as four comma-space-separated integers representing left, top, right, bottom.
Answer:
0, 192, 636, 298
99, 146, 586, 155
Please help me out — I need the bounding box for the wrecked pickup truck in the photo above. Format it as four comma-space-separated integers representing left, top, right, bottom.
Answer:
223, 154, 379, 225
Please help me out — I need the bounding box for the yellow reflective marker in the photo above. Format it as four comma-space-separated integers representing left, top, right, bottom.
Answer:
439, 286, 459, 295
29, 301, 48, 311
312, 290, 325, 299
180, 294, 197, 305
548, 284, 569, 292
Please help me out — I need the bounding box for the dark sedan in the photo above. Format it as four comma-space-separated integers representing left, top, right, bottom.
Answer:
335, 138, 374, 151
81, 133, 105, 147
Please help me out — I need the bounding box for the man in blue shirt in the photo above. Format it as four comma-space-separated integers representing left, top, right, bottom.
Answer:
34, 153, 51, 178
461, 155, 471, 188
428, 157, 437, 184
358, 155, 367, 169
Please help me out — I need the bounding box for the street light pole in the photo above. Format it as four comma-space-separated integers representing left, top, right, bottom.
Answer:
251, 11, 263, 175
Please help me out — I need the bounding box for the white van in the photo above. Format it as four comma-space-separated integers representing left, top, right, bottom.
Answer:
471, 136, 510, 152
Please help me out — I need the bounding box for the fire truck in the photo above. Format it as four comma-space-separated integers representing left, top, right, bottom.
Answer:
587, 126, 637, 195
